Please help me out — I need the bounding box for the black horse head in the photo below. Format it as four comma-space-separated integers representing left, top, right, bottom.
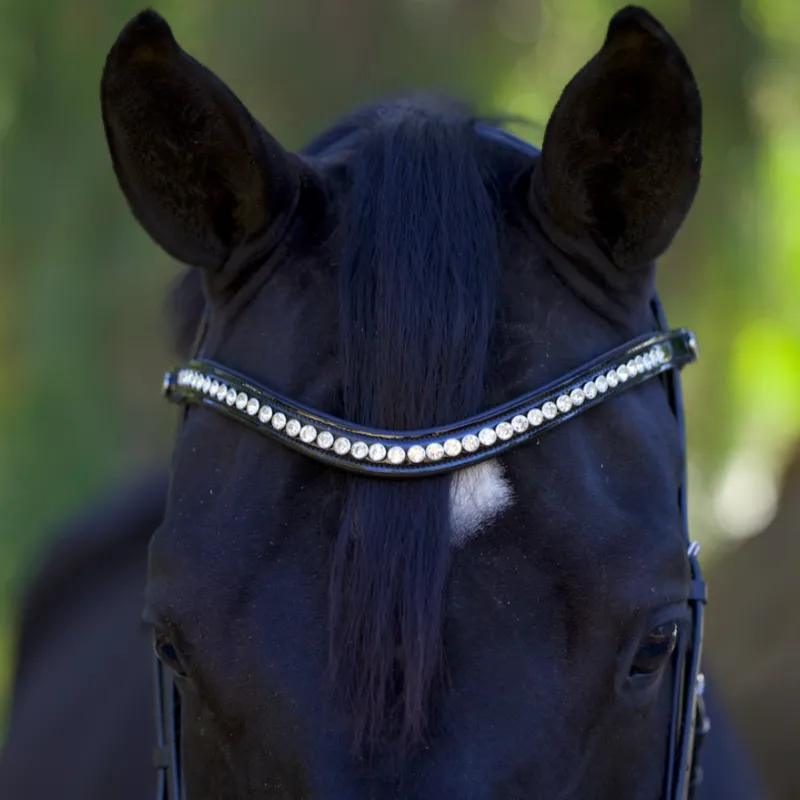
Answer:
101, 6, 703, 797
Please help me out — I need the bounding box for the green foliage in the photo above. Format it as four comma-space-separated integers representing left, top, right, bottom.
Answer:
1, 0, 798, 730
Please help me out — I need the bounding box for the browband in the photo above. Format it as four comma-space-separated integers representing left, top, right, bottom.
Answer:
162, 328, 697, 477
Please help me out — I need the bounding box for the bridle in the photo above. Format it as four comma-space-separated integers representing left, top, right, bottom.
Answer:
152, 128, 710, 800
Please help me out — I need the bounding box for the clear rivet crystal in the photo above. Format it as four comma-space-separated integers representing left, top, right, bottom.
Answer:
606, 370, 619, 388
583, 381, 598, 400
285, 419, 301, 437
369, 443, 387, 462
542, 401, 558, 420
528, 408, 544, 426
258, 405, 273, 423
496, 421, 514, 440
627, 359, 638, 376
351, 442, 368, 460
426, 442, 444, 461
595, 375, 608, 393
246, 398, 259, 416
635, 355, 645, 373
570, 388, 585, 406
333, 437, 351, 455
444, 438, 462, 457
225, 387, 237, 406
408, 445, 426, 463
271, 412, 287, 430
194, 374, 202, 390
556, 394, 572, 413
511, 415, 529, 433
461, 434, 480, 453
235, 392, 248, 410
478, 428, 497, 446
653, 345, 665, 363
387, 446, 406, 464
643, 353, 654, 371
202, 377, 212, 394
210, 380, 220, 397
317, 431, 334, 449
617, 364, 629, 383
216, 384, 228, 401
300, 425, 317, 443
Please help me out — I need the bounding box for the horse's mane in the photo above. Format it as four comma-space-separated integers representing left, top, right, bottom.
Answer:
167, 99, 501, 759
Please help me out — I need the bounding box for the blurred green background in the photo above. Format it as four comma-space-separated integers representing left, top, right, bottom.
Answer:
1, 0, 798, 759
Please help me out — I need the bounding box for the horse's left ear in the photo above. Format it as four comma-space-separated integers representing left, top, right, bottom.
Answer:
101, 10, 301, 270
532, 6, 702, 272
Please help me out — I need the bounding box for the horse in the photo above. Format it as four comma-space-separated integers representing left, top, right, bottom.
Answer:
19, 4, 749, 797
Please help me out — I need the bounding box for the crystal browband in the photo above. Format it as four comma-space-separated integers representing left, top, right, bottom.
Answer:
162, 329, 698, 477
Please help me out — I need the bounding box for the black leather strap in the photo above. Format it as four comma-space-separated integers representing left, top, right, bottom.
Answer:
163, 328, 697, 477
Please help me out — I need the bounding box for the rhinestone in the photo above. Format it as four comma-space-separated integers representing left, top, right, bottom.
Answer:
583, 381, 598, 400
285, 419, 301, 437
595, 375, 608, 393
617, 364, 629, 383
556, 394, 572, 413
299, 425, 317, 443
202, 377, 212, 394
643, 353, 654, 371
215, 384, 227, 401
317, 431, 334, 449
225, 387, 237, 405
627, 359, 638, 376
351, 442, 369, 460
246, 398, 259, 416
271, 412, 287, 431
461, 435, 480, 453
653, 345, 665, 363
258, 405, 273, 423
369, 443, 387, 462
511, 415, 529, 433
426, 442, 444, 461
570, 388, 585, 406
635, 355, 645, 373
387, 446, 406, 464
542, 401, 558, 420
444, 438, 462, 457
408, 445, 426, 463
333, 437, 351, 455
606, 370, 619, 388
478, 428, 497, 446
496, 422, 514, 440
191, 374, 201, 389
210, 380, 220, 397
235, 392, 248, 410
528, 408, 544, 426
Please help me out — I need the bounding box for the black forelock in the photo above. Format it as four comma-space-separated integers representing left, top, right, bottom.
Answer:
327, 102, 501, 758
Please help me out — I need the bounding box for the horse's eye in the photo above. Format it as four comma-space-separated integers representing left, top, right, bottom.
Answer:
630, 622, 678, 676
154, 631, 187, 677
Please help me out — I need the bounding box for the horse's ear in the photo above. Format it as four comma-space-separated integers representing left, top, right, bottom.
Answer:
532, 6, 701, 272
101, 11, 300, 269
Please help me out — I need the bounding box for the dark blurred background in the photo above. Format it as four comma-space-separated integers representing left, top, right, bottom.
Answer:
0, 0, 798, 794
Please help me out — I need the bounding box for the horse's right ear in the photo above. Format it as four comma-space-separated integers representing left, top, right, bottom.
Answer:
101, 10, 300, 270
